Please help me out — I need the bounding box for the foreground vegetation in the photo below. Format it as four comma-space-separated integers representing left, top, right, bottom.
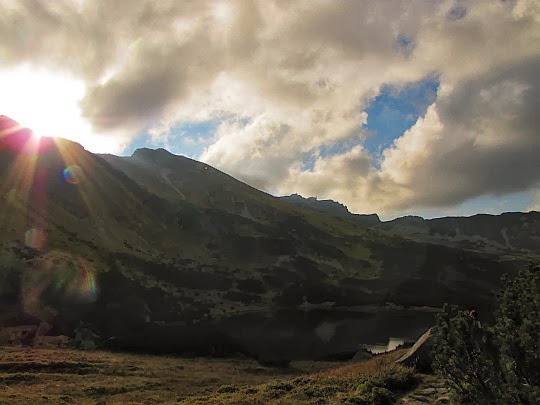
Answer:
177, 352, 417, 404
433, 266, 540, 404
0, 347, 419, 404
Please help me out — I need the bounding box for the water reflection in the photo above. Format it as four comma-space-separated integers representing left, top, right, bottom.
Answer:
221, 308, 434, 359
366, 337, 405, 354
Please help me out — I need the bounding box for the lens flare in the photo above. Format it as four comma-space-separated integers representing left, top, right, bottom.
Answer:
62, 165, 82, 184
129, 37, 143, 51
79, 257, 97, 299
24, 228, 46, 249
21, 251, 99, 322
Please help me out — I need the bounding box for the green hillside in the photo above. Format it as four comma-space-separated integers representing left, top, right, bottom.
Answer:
0, 116, 537, 359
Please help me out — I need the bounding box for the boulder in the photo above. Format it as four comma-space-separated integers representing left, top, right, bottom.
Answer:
74, 323, 100, 350
80, 339, 97, 351
396, 327, 433, 372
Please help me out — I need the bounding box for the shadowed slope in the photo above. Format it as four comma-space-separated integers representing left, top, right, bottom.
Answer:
0, 116, 534, 358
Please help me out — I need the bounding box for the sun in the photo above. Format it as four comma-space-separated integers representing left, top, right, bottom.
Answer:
0, 66, 125, 153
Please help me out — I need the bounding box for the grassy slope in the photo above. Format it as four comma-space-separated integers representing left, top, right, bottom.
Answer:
0, 346, 423, 405
0, 141, 387, 316
0, 132, 535, 357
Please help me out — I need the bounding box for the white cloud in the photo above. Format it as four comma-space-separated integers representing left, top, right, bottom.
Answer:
529, 188, 540, 212
0, 0, 539, 216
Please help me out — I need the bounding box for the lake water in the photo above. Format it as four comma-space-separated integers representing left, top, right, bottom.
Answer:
220, 308, 435, 359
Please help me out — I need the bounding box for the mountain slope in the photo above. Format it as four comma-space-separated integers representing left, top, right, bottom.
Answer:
0, 116, 537, 359
379, 212, 540, 255
282, 193, 539, 258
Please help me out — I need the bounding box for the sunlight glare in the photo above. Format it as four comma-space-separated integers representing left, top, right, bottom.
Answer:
0, 66, 124, 153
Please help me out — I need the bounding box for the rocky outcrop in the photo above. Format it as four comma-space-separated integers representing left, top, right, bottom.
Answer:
281, 193, 381, 224
397, 328, 433, 372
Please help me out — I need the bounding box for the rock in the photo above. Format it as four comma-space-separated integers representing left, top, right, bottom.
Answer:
401, 399, 430, 405
33, 335, 72, 348
74, 323, 100, 350
350, 347, 373, 362
418, 388, 437, 396
396, 327, 433, 371
36, 321, 53, 337
0, 325, 38, 346
410, 395, 431, 402
80, 339, 97, 351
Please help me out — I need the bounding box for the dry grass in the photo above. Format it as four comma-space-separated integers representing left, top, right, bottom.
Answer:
176, 350, 418, 404
314, 348, 406, 379
0, 346, 336, 405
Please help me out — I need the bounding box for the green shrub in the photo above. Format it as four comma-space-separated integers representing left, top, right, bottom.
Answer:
433, 265, 540, 404
342, 365, 417, 404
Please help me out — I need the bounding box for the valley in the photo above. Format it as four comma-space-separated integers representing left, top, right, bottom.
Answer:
1, 115, 538, 361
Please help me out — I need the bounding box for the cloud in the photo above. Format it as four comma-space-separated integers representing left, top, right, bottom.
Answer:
278, 145, 376, 204
447, 5, 467, 21
288, 2, 538, 216
386, 58, 540, 204
528, 187, 540, 212
1, 0, 539, 216
277, 56, 540, 217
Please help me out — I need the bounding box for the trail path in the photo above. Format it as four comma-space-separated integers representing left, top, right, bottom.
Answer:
399, 374, 453, 404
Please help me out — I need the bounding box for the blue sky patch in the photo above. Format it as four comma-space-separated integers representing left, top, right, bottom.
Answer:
296, 76, 440, 173
124, 120, 218, 158
362, 76, 439, 161
394, 190, 535, 221
310, 131, 366, 171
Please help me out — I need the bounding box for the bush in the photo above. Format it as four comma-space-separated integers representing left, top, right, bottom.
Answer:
342, 364, 417, 404
432, 265, 540, 404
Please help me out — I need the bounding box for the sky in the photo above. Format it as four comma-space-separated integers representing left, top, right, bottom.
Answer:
0, 0, 539, 220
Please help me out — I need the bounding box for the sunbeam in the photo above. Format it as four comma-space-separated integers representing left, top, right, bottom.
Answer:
0, 117, 46, 242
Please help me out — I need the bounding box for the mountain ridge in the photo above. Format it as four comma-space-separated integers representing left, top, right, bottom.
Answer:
120, 145, 538, 224
0, 117, 538, 359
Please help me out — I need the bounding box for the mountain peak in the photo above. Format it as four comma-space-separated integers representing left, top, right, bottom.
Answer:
131, 147, 177, 163
132, 147, 173, 156
281, 193, 351, 216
